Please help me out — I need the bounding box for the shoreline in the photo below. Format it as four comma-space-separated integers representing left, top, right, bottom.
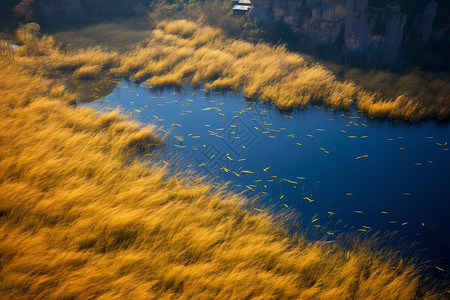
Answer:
0, 20, 447, 298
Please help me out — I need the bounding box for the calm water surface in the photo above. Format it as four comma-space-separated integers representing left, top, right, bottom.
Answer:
83, 79, 450, 275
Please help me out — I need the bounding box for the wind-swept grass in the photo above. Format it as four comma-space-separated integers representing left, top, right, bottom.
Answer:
7, 20, 450, 120
111, 20, 448, 120
0, 55, 441, 299
324, 63, 450, 119
0, 20, 446, 298
113, 20, 356, 111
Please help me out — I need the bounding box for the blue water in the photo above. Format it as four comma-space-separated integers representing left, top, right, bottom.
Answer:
83, 79, 450, 276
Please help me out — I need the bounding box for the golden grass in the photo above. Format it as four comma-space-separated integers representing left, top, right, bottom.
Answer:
107, 20, 448, 120
0, 57, 440, 299
8, 20, 450, 120
74, 64, 102, 79
332, 67, 450, 120
0, 21, 446, 298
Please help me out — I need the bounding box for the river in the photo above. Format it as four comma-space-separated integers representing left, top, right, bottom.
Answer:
82, 79, 450, 277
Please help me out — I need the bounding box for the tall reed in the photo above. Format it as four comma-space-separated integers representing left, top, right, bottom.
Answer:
0, 21, 445, 299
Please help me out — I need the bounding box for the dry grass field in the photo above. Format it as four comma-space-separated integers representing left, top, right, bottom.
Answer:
0, 19, 447, 299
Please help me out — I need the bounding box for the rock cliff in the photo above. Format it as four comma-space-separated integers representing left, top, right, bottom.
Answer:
250, 0, 439, 53
412, 1, 437, 43
345, 1, 407, 52
251, 0, 348, 45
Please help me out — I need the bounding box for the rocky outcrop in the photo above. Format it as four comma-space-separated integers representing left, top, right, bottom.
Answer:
250, 0, 438, 53
344, 0, 369, 50
433, 8, 450, 44
413, 1, 437, 43
251, 0, 348, 45
345, 1, 407, 52
301, 0, 348, 44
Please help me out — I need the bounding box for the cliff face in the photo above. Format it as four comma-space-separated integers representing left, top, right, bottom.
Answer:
300, 0, 348, 44
251, 0, 348, 45
412, 1, 437, 43
251, 0, 437, 53
345, 1, 407, 52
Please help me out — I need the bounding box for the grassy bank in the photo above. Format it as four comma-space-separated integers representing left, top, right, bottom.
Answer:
0, 21, 446, 298
52, 19, 450, 120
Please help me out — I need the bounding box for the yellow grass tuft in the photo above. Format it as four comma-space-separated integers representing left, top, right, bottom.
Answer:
74, 64, 102, 79
163, 19, 199, 38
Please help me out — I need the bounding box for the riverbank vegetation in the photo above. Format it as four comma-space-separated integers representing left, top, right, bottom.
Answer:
51, 19, 450, 120
0, 39, 442, 300
0, 16, 447, 298
5, 0, 450, 119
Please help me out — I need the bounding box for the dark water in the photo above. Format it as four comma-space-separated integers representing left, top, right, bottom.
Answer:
83, 79, 450, 276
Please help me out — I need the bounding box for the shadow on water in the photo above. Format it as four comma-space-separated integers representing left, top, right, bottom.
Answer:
80, 79, 450, 281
